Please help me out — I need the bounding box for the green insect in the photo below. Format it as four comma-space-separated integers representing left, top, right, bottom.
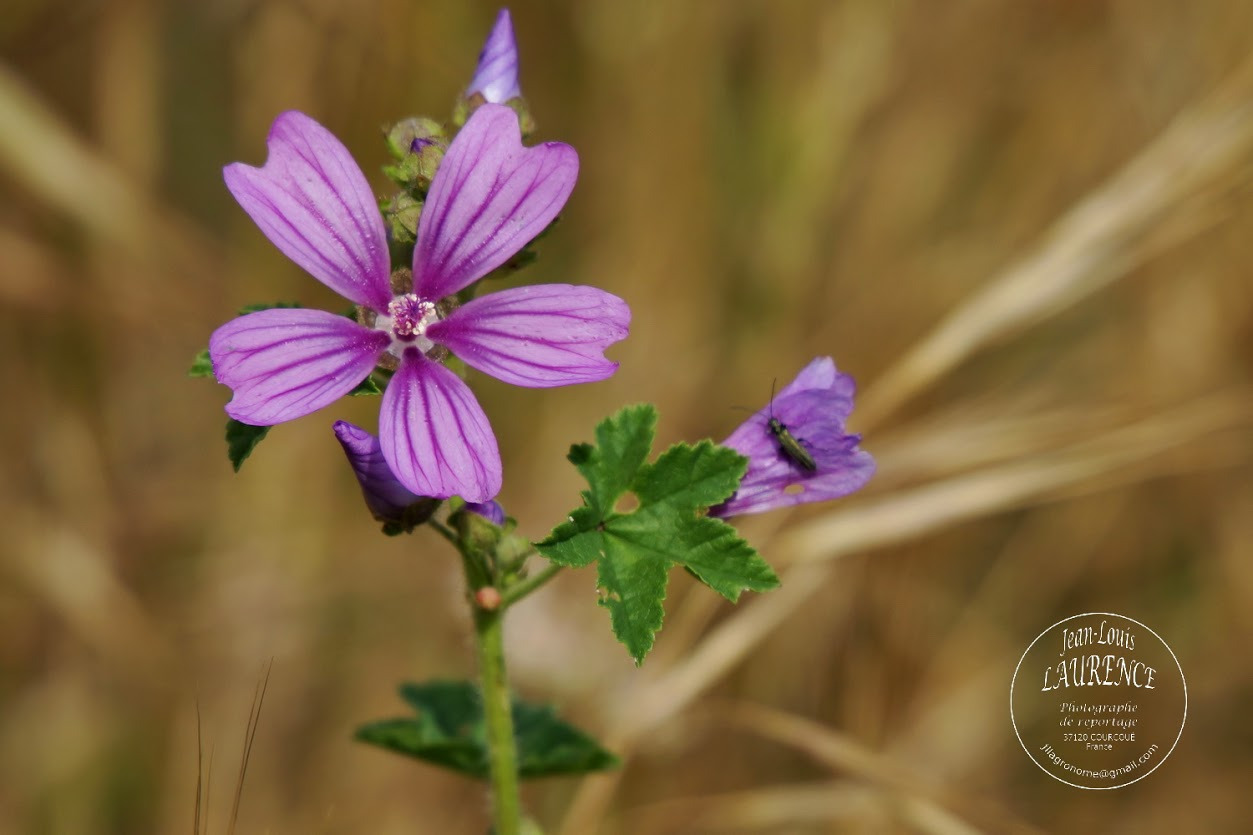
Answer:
766, 387, 817, 472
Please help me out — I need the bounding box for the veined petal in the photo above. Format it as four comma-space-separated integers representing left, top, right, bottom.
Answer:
712, 446, 875, 517
379, 355, 502, 502
778, 356, 856, 417
224, 111, 393, 311
210, 308, 388, 425
428, 284, 629, 387
413, 104, 577, 300
709, 357, 873, 518
467, 9, 521, 103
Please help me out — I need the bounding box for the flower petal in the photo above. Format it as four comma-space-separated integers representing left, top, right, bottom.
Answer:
709, 357, 873, 517
428, 284, 629, 387
224, 111, 393, 311
711, 444, 875, 517
379, 355, 502, 502
777, 356, 856, 417
209, 308, 388, 425
467, 9, 521, 103
413, 104, 577, 300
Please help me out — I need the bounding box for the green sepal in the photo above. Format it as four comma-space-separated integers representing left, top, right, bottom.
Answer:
378, 498, 442, 536
452, 94, 535, 137
537, 405, 780, 664
355, 681, 619, 780
188, 348, 213, 378
348, 374, 382, 397
237, 301, 302, 315
382, 117, 446, 194
381, 192, 422, 249
225, 419, 270, 472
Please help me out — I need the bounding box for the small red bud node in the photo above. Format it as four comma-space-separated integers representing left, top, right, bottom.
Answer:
475, 586, 503, 611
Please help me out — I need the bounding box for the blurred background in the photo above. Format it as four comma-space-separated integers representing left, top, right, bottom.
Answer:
3, 0, 1252, 832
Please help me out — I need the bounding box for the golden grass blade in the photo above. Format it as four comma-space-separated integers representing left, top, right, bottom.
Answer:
780, 392, 1251, 566
194, 700, 203, 835
0, 61, 219, 320
858, 57, 1253, 428
0, 62, 145, 245
226, 661, 272, 835
622, 782, 880, 834
204, 744, 214, 835
726, 702, 1043, 835
623, 780, 983, 835
7, 524, 171, 677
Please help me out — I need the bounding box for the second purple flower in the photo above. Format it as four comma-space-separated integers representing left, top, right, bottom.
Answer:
210, 104, 630, 502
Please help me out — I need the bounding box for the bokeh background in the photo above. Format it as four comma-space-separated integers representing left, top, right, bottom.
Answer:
3, 1, 1252, 832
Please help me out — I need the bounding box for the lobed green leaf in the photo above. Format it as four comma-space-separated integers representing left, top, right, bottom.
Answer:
355, 681, 618, 780
536, 405, 779, 664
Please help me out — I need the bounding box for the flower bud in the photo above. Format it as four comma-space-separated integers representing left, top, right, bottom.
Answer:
465, 500, 506, 526
383, 117, 447, 193
457, 10, 535, 135
333, 421, 440, 533
467, 9, 521, 104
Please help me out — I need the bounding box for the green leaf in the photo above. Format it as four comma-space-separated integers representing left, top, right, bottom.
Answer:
381, 192, 422, 247
188, 348, 214, 379
515, 700, 619, 778
348, 374, 382, 397
225, 419, 270, 472
536, 505, 603, 567
576, 403, 656, 514
237, 301, 302, 315
355, 681, 618, 780
536, 406, 780, 664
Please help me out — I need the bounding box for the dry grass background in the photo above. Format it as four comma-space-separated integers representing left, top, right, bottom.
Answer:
2, 1, 1252, 833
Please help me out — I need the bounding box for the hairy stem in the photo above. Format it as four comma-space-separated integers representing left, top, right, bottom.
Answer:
501, 561, 563, 609
470, 576, 521, 833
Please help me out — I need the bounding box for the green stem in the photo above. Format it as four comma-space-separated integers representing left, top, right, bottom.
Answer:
501, 562, 564, 609
473, 603, 521, 834
428, 518, 459, 547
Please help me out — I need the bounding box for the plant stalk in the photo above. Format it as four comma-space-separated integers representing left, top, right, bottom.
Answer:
474, 600, 521, 834
501, 562, 563, 609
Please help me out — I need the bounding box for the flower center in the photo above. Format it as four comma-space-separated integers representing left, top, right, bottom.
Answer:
377, 293, 440, 357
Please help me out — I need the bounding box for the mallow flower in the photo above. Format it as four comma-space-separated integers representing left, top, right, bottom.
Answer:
467, 9, 521, 104
709, 357, 875, 517
210, 104, 629, 502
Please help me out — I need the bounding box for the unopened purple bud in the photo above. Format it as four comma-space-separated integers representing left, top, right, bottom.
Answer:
333, 421, 439, 532
465, 500, 506, 526
467, 9, 522, 103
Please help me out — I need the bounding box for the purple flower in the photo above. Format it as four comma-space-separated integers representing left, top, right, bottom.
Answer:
209, 104, 629, 502
467, 9, 521, 103
709, 358, 875, 517
333, 420, 438, 530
